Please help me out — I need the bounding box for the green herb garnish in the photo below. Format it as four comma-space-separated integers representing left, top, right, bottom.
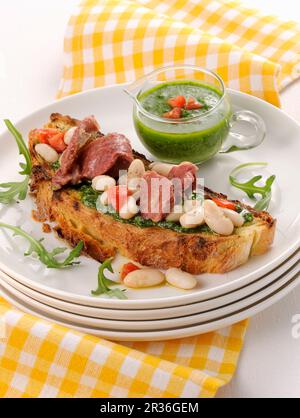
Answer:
79, 184, 213, 234
0, 222, 83, 268
235, 203, 243, 213
92, 257, 127, 299
157, 219, 213, 234
79, 184, 99, 208
242, 212, 254, 223
0, 120, 32, 204
96, 200, 214, 234
229, 162, 275, 211
4, 120, 32, 175
51, 161, 60, 171
0, 177, 30, 204
77, 184, 212, 233
196, 99, 209, 110
181, 109, 192, 118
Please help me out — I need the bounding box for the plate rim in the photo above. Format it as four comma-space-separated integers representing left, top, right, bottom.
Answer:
1, 268, 299, 341
0, 257, 299, 331
2, 83, 300, 133
0, 248, 299, 321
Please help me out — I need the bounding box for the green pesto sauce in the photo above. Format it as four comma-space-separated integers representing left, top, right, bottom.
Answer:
78, 184, 99, 208
241, 210, 254, 224
78, 184, 253, 232
134, 81, 231, 163
139, 81, 220, 118
106, 212, 214, 234
51, 161, 61, 171
78, 184, 214, 234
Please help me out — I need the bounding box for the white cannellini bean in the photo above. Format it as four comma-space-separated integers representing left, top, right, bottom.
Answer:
222, 208, 244, 227
124, 269, 165, 288
165, 205, 184, 222
128, 159, 145, 179
92, 175, 116, 192
132, 190, 141, 201
179, 206, 205, 229
118, 174, 128, 185
128, 177, 141, 192
119, 196, 139, 219
35, 143, 59, 163
183, 199, 202, 213
165, 268, 197, 290
100, 191, 108, 206
203, 200, 234, 235
149, 162, 175, 177
64, 126, 77, 145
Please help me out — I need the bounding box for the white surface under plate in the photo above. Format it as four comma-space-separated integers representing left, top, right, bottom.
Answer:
0, 85, 299, 309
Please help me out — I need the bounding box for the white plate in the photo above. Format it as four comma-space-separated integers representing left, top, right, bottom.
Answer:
1, 255, 299, 331
0, 85, 299, 309
1, 248, 299, 321
1, 268, 299, 341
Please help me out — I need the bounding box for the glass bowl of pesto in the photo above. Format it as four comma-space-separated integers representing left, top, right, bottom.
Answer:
126, 65, 266, 164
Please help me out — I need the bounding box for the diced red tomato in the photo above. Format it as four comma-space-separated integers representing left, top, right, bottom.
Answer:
48, 133, 67, 153
34, 129, 67, 152
212, 198, 237, 211
163, 107, 182, 119
167, 95, 186, 109
107, 185, 133, 211
185, 97, 203, 110
120, 262, 140, 281
34, 129, 58, 144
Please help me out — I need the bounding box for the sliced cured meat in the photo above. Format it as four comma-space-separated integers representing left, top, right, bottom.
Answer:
80, 133, 133, 179
52, 116, 133, 188
168, 162, 198, 189
52, 116, 100, 188
60, 116, 100, 176
140, 171, 174, 222
168, 162, 199, 204
168, 161, 199, 201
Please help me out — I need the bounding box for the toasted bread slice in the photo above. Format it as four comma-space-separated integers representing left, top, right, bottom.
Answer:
29, 114, 276, 274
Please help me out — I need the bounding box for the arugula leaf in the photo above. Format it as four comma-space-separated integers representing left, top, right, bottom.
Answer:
229, 162, 275, 211
0, 222, 83, 268
0, 177, 29, 204
0, 120, 32, 204
4, 120, 32, 175
92, 257, 127, 299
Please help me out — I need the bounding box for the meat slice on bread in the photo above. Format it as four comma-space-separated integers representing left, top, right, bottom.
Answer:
29, 113, 276, 275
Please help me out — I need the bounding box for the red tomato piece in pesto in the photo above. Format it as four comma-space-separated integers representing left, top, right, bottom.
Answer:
107, 185, 133, 211
163, 107, 182, 119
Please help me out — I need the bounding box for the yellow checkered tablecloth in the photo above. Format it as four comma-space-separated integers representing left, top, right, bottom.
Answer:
1, 0, 300, 398
58, 0, 300, 104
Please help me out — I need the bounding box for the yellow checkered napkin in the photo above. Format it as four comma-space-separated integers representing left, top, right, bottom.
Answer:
1, 0, 300, 398
0, 298, 247, 397
58, 0, 300, 104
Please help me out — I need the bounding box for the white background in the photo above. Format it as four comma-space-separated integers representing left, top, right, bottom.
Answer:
0, 0, 299, 398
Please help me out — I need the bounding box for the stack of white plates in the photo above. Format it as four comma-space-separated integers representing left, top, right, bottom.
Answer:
0, 86, 299, 341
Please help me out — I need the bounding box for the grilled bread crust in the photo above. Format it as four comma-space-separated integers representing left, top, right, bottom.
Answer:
29, 114, 276, 274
